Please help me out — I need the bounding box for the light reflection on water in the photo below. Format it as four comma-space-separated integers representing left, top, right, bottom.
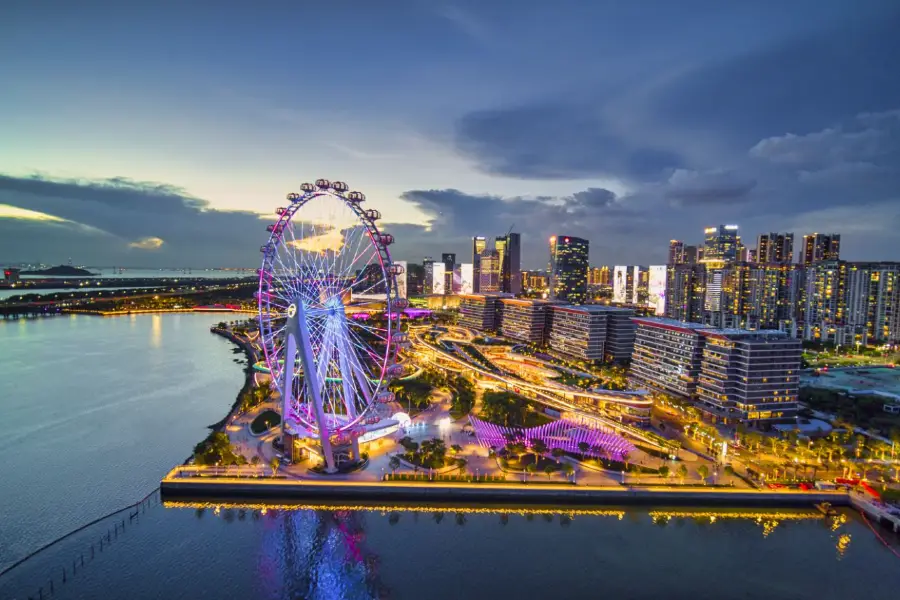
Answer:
4, 499, 900, 600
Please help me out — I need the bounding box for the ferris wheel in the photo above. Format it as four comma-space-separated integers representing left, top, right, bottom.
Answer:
257, 179, 407, 471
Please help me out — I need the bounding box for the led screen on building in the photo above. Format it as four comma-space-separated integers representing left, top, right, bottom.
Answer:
395, 261, 408, 298
432, 263, 446, 295
459, 263, 474, 295
648, 265, 666, 316
613, 266, 628, 303
630, 266, 643, 304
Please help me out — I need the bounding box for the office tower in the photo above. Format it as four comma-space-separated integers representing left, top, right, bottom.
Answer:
549, 235, 589, 304
499, 232, 521, 294
472, 236, 486, 292
703, 225, 740, 263
458, 293, 507, 331
405, 263, 425, 296
441, 253, 455, 293
631, 266, 647, 304
423, 257, 434, 294
478, 249, 501, 292
604, 308, 638, 362
683, 245, 699, 265
696, 330, 800, 425
498, 298, 553, 343
801, 233, 841, 264
665, 264, 706, 323
738, 245, 751, 262
629, 318, 711, 397
756, 233, 795, 264
668, 240, 685, 264
524, 271, 548, 291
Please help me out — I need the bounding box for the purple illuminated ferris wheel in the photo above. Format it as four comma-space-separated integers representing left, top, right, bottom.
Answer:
257, 179, 407, 471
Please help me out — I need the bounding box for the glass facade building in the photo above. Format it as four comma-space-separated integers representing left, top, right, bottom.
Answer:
549, 236, 589, 304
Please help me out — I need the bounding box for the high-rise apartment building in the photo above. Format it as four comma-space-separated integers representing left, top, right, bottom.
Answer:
696, 330, 800, 425
801, 233, 841, 264
441, 253, 456, 293
472, 236, 486, 293
756, 232, 794, 264
549, 235, 589, 304
703, 225, 740, 264
683, 245, 699, 264
546, 305, 634, 362
665, 264, 706, 323
588, 266, 611, 286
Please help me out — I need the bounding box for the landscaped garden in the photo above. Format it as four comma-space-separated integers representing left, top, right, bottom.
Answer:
480, 390, 552, 428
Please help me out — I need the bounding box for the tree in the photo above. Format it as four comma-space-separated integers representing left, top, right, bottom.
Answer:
450, 444, 463, 455
677, 464, 688, 483
525, 463, 536, 482
562, 463, 575, 482
551, 447, 566, 462
544, 464, 557, 480
250, 455, 261, 466
506, 442, 526, 461
455, 457, 468, 476
724, 465, 735, 484
530, 438, 548, 462
577, 441, 590, 460
389, 455, 401, 474
658, 465, 670, 479
697, 464, 710, 484
270, 457, 280, 477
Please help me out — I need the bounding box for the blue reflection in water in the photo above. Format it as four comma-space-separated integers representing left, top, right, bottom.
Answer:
258, 509, 381, 600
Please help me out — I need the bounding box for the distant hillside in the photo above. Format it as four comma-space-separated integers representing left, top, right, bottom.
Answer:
20, 265, 98, 277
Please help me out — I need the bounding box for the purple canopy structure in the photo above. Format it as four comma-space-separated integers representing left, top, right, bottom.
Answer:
469, 415, 635, 461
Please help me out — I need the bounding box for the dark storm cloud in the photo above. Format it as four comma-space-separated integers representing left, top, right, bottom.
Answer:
389, 187, 658, 267
455, 103, 683, 181
0, 174, 265, 267
664, 170, 757, 205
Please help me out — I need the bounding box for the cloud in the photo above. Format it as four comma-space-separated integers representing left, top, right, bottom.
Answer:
664, 169, 757, 205
0, 174, 266, 267
454, 103, 683, 181
128, 236, 165, 250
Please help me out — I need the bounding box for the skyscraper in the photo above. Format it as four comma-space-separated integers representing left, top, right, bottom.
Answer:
756, 232, 794, 264
801, 233, 841, 264
423, 257, 434, 294
703, 225, 740, 263
479, 249, 501, 292
492, 232, 521, 295
668, 240, 685, 264
549, 235, 589, 304
472, 236, 486, 292
441, 253, 455, 293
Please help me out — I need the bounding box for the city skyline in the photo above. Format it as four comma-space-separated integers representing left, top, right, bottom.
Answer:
2, 1, 899, 269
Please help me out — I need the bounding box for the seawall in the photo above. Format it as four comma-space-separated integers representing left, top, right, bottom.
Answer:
160, 477, 849, 508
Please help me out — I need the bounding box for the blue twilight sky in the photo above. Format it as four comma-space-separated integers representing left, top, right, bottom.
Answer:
1, 0, 899, 269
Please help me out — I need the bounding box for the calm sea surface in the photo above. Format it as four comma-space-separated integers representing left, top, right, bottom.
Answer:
2, 314, 900, 599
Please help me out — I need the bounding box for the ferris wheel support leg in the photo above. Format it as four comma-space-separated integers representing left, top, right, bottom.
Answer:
290, 300, 337, 473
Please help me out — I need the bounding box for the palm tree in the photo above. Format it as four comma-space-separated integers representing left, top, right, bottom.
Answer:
389, 455, 401, 474
677, 463, 688, 483
269, 457, 280, 477
562, 463, 575, 483
525, 463, 536, 481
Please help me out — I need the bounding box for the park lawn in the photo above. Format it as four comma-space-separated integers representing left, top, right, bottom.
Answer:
250, 409, 282, 435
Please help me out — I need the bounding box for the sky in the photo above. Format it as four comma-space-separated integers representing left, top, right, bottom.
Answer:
1, 0, 899, 270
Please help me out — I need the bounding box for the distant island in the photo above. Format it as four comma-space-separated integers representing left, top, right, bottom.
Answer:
20, 265, 98, 277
